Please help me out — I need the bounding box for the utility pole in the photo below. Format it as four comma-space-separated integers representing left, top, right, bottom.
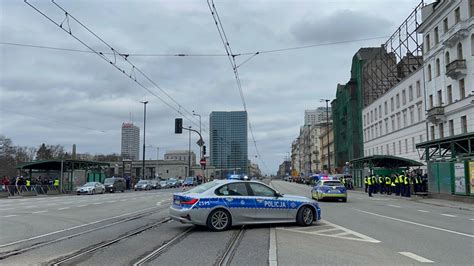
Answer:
192, 111, 202, 160
188, 126, 192, 177
140, 101, 148, 179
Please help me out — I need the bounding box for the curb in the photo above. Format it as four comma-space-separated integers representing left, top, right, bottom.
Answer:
350, 190, 473, 211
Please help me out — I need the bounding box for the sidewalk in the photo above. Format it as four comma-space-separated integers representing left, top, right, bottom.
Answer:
350, 190, 474, 211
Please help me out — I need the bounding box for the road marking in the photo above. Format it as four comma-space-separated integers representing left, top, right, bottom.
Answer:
3, 215, 18, 218
58, 207, 70, 210
418, 210, 429, 213
399, 252, 434, 263
388, 204, 401, 208
441, 214, 457, 218
355, 209, 474, 238
312, 228, 341, 233
106, 201, 116, 203
32, 210, 48, 214
77, 205, 89, 208
333, 232, 351, 237
470, 218, 474, 221
0, 206, 160, 248
269, 227, 278, 266
92, 202, 101, 205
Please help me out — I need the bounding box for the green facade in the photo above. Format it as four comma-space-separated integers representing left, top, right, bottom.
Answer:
332, 53, 365, 169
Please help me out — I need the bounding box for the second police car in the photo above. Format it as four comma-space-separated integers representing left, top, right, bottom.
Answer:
311, 176, 347, 202
169, 179, 321, 231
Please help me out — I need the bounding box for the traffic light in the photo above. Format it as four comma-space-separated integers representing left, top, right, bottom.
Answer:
202, 145, 206, 155
174, 118, 183, 134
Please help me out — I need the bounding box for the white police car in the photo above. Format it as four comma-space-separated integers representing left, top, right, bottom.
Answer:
169, 179, 321, 231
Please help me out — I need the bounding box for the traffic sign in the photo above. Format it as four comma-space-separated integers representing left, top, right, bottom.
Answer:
196, 139, 204, 146
200, 158, 206, 166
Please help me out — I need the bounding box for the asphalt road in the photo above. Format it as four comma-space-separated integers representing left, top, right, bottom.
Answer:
0, 181, 472, 265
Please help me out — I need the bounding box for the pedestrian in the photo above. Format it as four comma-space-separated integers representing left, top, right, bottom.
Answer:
404, 174, 411, 197
378, 175, 384, 194
364, 176, 368, 193
385, 175, 392, 195
399, 173, 405, 196
371, 175, 377, 194
367, 175, 373, 197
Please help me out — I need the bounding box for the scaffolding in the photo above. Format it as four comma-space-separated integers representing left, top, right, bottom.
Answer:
362, 0, 425, 107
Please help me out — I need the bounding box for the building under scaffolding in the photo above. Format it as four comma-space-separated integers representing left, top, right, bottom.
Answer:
333, 1, 425, 170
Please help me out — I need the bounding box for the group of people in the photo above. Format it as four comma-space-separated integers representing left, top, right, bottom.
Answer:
1, 175, 59, 195
364, 172, 427, 197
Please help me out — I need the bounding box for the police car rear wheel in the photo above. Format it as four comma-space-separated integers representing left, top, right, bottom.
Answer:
297, 206, 314, 226
207, 209, 231, 231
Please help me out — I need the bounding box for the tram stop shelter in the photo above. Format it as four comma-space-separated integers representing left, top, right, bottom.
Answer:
16, 160, 110, 193
349, 155, 424, 188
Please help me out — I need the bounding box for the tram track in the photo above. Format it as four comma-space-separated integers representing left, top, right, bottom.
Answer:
0, 205, 168, 260
216, 226, 246, 266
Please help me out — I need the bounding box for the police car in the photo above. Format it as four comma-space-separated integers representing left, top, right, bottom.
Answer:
312, 178, 347, 202
169, 180, 321, 231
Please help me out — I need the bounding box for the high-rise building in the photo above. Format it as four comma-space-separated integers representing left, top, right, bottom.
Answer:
209, 111, 248, 177
121, 122, 140, 160
304, 107, 331, 125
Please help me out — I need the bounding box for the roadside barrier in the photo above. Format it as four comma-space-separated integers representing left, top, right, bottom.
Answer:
0, 185, 61, 197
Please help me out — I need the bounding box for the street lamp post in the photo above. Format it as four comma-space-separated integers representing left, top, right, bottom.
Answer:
140, 101, 148, 179
192, 111, 202, 159
188, 126, 192, 177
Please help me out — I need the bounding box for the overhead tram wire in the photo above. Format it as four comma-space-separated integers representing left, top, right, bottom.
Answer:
207, 0, 268, 174
24, 0, 202, 131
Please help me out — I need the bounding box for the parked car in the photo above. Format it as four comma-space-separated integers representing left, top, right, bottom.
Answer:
150, 180, 159, 189
76, 182, 105, 195
167, 178, 179, 188
103, 177, 126, 193
135, 180, 152, 191
159, 180, 169, 189
183, 176, 197, 186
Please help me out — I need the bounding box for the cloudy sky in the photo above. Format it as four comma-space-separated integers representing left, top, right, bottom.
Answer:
0, 0, 425, 174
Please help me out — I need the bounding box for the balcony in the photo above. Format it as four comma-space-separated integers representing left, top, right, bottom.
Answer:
427, 106, 445, 124
445, 59, 466, 80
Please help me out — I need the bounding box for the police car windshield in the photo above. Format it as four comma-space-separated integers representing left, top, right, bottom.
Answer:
323, 181, 342, 186
184, 180, 218, 194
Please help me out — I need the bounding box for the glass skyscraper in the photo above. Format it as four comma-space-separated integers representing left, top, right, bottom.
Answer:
209, 111, 248, 177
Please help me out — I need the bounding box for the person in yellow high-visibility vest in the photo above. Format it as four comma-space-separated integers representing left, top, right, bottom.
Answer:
26, 179, 31, 191
385, 176, 392, 195
364, 176, 368, 193
53, 179, 59, 191
367, 175, 373, 197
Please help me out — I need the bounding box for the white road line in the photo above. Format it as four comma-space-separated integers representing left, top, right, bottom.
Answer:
92, 202, 101, 205
333, 232, 352, 237
77, 205, 89, 208
32, 210, 48, 214
269, 227, 278, 266
441, 214, 457, 218
355, 209, 474, 238
58, 207, 70, 210
312, 228, 341, 234
3, 215, 18, 218
399, 252, 434, 263
106, 201, 115, 203
321, 220, 381, 243
418, 210, 429, 213
388, 204, 401, 208
470, 218, 474, 221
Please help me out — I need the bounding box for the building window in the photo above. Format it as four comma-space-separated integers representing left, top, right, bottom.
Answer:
379, 105, 382, 118
371, 110, 373, 122
459, 79, 465, 99
403, 111, 407, 127
471, 0, 474, 17
397, 114, 401, 130
434, 27, 439, 44
391, 97, 394, 111
425, 34, 430, 52
443, 17, 449, 33
447, 85, 453, 104
417, 104, 422, 122
396, 94, 400, 108
393, 142, 396, 155
386, 144, 390, 155
375, 126, 378, 137
416, 81, 421, 98
420, 134, 424, 143
427, 64, 432, 81
457, 42, 463, 60
391, 116, 395, 131
412, 136, 415, 152
454, 7, 461, 24
461, 116, 467, 134
429, 95, 433, 108
402, 90, 406, 105
384, 101, 388, 115
381, 145, 383, 155
405, 139, 408, 154
436, 58, 440, 76
379, 122, 382, 136
374, 109, 377, 121
409, 86, 413, 101
399, 141, 402, 154
439, 123, 444, 138
449, 119, 454, 136
410, 108, 414, 124
431, 126, 435, 140
445, 51, 450, 64
385, 119, 388, 134
437, 90, 443, 106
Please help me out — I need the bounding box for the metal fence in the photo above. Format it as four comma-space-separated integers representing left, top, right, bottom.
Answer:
0, 185, 60, 196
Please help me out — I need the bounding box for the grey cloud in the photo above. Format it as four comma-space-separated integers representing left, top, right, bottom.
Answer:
291, 9, 393, 43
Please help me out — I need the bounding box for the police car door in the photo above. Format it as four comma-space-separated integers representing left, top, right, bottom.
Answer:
248, 182, 288, 222
216, 182, 256, 222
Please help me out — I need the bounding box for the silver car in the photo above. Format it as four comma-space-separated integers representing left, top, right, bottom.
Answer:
76, 182, 105, 195
169, 180, 321, 231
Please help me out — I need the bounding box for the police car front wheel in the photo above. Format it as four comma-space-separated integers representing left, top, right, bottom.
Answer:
297, 206, 314, 226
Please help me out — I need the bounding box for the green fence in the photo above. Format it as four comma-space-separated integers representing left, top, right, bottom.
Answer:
427, 160, 472, 196
87, 172, 106, 183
